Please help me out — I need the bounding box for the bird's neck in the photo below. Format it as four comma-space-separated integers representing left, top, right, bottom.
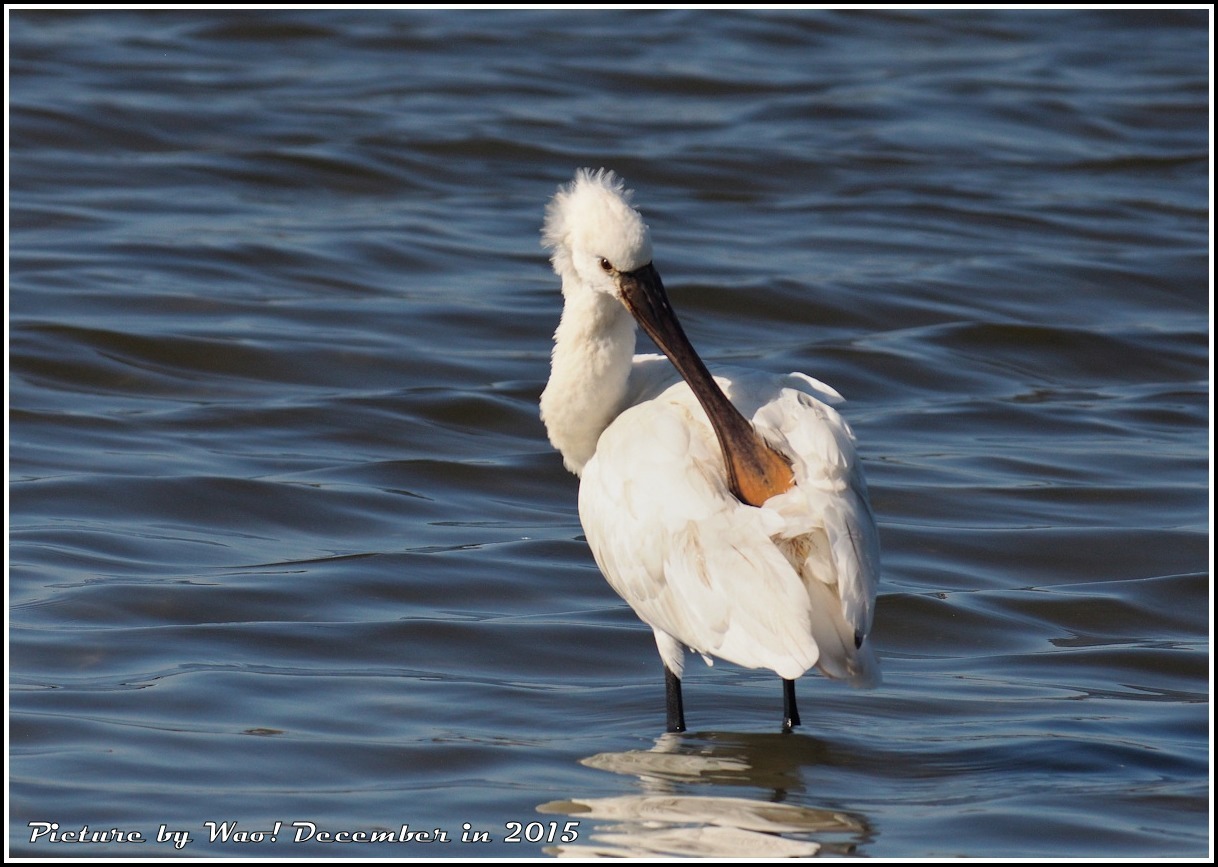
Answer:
540, 287, 637, 476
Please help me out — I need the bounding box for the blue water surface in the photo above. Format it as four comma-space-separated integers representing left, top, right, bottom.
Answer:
8, 8, 1211, 859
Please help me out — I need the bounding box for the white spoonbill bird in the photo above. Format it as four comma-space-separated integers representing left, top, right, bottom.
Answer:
539, 169, 880, 733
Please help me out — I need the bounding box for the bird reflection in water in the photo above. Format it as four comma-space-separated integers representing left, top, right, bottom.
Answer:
537, 731, 873, 858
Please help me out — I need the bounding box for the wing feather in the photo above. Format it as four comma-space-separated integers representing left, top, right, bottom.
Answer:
579, 367, 880, 686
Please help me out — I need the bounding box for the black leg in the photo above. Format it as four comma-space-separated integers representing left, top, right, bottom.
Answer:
665, 665, 686, 733
782, 678, 801, 733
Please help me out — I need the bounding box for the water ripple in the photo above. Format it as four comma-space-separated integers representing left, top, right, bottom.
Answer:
8, 8, 1208, 858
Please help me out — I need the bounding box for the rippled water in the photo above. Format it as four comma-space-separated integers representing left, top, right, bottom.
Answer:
8, 8, 1211, 859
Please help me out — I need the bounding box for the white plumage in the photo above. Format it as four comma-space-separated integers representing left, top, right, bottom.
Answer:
540, 169, 879, 732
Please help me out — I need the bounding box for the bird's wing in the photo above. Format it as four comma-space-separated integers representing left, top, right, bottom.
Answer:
579, 374, 878, 684
750, 379, 880, 685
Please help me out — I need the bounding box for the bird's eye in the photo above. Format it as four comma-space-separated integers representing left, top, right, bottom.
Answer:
598, 258, 613, 272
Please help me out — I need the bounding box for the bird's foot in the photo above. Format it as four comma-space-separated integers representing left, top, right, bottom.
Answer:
782, 678, 801, 732
664, 665, 686, 734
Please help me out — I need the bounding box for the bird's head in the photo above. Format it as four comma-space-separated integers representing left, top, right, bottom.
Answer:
542, 168, 655, 301
540, 169, 795, 506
